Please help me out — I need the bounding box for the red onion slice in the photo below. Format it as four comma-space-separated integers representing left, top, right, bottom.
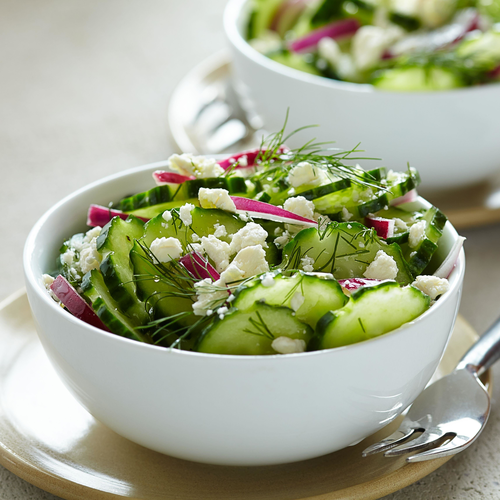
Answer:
218, 146, 289, 170
179, 252, 220, 281
365, 216, 395, 239
289, 18, 360, 53
390, 189, 418, 206
338, 278, 383, 291
50, 275, 110, 331
153, 171, 195, 185
87, 205, 149, 227
230, 196, 318, 226
433, 236, 465, 279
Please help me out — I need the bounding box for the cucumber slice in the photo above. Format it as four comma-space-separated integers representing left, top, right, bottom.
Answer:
118, 177, 247, 212
372, 66, 463, 91
81, 269, 151, 343
313, 185, 389, 219
282, 222, 413, 284
248, 0, 284, 39
233, 272, 348, 327
405, 206, 447, 275
95, 216, 148, 322
196, 302, 313, 355
315, 281, 430, 349
269, 52, 321, 75
382, 167, 420, 201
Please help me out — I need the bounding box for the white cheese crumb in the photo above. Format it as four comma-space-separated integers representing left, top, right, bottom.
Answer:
301, 255, 315, 273
162, 210, 172, 222
200, 235, 231, 272
412, 275, 450, 299
261, 272, 275, 287
42, 274, 55, 289
239, 212, 249, 222
394, 218, 408, 231
192, 278, 227, 316
61, 227, 103, 279
283, 196, 315, 220
217, 306, 229, 320
168, 153, 224, 178
199, 188, 236, 213
179, 203, 195, 226
237, 155, 248, 167
230, 222, 268, 255
274, 230, 291, 249
272, 337, 307, 354
314, 213, 331, 231
219, 263, 246, 285
342, 207, 353, 221
290, 292, 306, 312
363, 250, 398, 280
409, 220, 427, 248
213, 223, 227, 238
230, 245, 269, 279
287, 162, 327, 188
191, 233, 200, 242
150, 237, 183, 264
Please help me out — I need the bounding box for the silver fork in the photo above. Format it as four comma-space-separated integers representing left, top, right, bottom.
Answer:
363, 316, 500, 462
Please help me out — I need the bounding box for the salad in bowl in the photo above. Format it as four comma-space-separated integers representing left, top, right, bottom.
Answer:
246, 0, 500, 89
43, 130, 463, 356
25, 127, 465, 464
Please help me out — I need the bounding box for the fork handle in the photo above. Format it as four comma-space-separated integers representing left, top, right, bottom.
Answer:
456, 315, 500, 376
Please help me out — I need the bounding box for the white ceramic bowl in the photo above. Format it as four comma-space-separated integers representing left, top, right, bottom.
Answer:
24, 162, 464, 466
225, 0, 500, 192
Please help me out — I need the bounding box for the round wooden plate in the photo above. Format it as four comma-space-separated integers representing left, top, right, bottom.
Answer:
0, 290, 492, 500
168, 51, 500, 231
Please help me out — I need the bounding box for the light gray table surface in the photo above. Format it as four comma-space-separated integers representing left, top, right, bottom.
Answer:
1, 1, 500, 499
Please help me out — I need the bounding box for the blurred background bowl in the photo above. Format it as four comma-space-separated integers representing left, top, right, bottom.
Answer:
225, 0, 500, 192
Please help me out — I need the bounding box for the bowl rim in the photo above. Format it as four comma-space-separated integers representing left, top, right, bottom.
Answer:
224, 0, 500, 96
24, 160, 465, 362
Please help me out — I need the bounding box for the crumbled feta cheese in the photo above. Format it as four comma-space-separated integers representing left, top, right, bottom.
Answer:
179, 203, 195, 226
394, 218, 408, 231
150, 237, 183, 264
231, 245, 269, 278
290, 292, 305, 312
342, 207, 353, 221
217, 306, 229, 320
409, 220, 426, 248
168, 153, 224, 178
412, 275, 450, 299
239, 212, 249, 222
274, 227, 283, 236
318, 37, 342, 67
42, 274, 55, 289
283, 196, 315, 220
191, 233, 200, 242
271, 337, 307, 354
301, 255, 315, 273
261, 272, 275, 287
314, 212, 331, 231
352, 25, 404, 71
230, 222, 268, 254
274, 230, 291, 249
238, 155, 248, 167
287, 162, 327, 188
219, 263, 245, 285
199, 188, 237, 212
61, 226, 103, 279
363, 250, 398, 280
192, 278, 227, 316
200, 235, 231, 272
213, 223, 227, 238
162, 210, 172, 222
189, 242, 204, 254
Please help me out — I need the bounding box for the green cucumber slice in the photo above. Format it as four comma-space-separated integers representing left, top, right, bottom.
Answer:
372, 66, 463, 91
282, 222, 413, 284
315, 281, 430, 349
233, 272, 348, 327
405, 206, 447, 275
118, 177, 247, 212
196, 302, 313, 355
81, 269, 151, 342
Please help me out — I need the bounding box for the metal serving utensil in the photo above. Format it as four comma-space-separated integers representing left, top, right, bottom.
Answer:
363, 316, 500, 462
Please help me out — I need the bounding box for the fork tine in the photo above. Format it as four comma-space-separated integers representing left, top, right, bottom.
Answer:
362, 425, 420, 457
407, 436, 472, 462
384, 428, 447, 457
